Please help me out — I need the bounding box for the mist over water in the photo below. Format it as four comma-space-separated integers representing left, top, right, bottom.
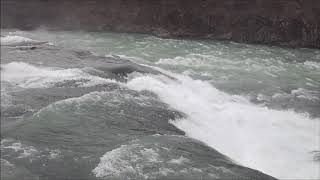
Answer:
1, 30, 320, 179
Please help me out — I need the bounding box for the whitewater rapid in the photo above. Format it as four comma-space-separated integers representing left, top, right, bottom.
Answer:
0, 35, 47, 46
1, 62, 113, 88
1, 33, 319, 179
125, 70, 320, 179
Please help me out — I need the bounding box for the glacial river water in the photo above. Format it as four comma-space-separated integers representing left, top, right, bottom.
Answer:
1, 30, 320, 179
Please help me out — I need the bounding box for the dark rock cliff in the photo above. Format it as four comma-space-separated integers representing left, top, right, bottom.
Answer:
1, 0, 320, 48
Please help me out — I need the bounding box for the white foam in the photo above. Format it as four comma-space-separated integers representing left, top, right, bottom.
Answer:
304, 61, 320, 70
48, 149, 62, 159
156, 54, 230, 68
93, 143, 159, 179
169, 156, 190, 164
126, 73, 320, 179
291, 88, 320, 101
36, 90, 160, 116
1, 140, 39, 158
1, 62, 113, 88
1, 139, 63, 160
93, 140, 196, 179
1, 158, 14, 167
0, 35, 45, 46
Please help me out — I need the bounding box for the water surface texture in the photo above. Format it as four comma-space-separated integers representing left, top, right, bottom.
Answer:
1, 30, 320, 179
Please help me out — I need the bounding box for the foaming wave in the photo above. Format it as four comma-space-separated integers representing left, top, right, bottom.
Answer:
156, 54, 231, 68
93, 143, 162, 179
304, 61, 320, 70
36, 90, 159, 113
126, 72, 320, 179
1, 139, 62, 160
1, 62, 114, 88
1, 139, 39, 159
93, 137, 209, 179
0, 35, 46, 46
291, 88, 320, 101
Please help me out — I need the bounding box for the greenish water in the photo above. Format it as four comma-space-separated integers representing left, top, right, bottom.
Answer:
7, 30, 320, 116
1, 30, 320, 179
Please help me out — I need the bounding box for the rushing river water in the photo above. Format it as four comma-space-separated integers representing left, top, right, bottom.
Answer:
1, 30, 320, 179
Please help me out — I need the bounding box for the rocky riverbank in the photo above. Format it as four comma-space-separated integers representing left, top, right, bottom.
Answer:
1, 0, 320, 48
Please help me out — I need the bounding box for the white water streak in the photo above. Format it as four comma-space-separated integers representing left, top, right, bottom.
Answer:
126, 72, 320, 179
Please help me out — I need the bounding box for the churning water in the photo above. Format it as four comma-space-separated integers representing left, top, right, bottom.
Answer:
1, 30, 319, 179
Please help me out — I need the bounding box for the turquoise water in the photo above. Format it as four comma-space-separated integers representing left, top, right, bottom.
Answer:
1, 29, 320, 179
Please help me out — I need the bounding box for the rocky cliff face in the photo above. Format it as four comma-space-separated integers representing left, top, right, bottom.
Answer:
1, 0, 320, 48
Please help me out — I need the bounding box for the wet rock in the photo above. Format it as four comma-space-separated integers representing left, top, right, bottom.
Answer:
1, 0, 319, 48
0, 43, 160, 80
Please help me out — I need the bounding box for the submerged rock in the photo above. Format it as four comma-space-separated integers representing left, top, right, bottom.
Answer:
0, 42, 160, 80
